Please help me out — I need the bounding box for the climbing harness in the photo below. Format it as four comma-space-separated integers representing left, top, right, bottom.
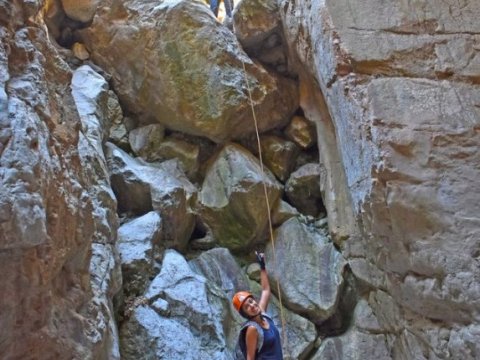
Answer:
240, 58, 290, 358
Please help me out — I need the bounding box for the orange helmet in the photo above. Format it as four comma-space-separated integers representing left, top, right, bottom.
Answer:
232, 291, 253, 312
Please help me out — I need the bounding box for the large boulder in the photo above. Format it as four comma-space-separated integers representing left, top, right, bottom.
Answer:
285, 163, 324, 217
105, 143, 196, 251
197, 143, 283, 252
120, 250, 234, 359
117, 212, 162, 296
61, 0, 100, 23
189, 247, 250, 300
265, 217, 346, 324
79, 0, 298, 143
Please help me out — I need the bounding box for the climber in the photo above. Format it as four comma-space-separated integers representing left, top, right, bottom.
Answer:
232, 252, 283, 360
209, 0, 234, 19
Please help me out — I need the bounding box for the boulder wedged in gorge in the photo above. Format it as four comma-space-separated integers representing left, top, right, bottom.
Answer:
79, 0, 298, 143
197, 143, 283, 252
266, 217, 346, 325
0, 3, 119, 358
281, 0, 480, 356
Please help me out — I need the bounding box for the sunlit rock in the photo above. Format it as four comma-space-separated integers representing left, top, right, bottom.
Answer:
260, 134, 299, 182
121, 250, 235, 359
117, 212, 162, 296
284, 115, 317, 150
61, 0, 100, 23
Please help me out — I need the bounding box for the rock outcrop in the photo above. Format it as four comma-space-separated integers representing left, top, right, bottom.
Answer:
281, 0, 480, 356
0, 5, 120, 357
80, 0, 298, 143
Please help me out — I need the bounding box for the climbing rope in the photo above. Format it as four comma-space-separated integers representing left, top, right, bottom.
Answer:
240, 59, 290, 357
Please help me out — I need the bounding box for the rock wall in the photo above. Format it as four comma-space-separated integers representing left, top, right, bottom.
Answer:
0, 1, 120, 358
2, 0, 480, 359
281, 0, 480, 357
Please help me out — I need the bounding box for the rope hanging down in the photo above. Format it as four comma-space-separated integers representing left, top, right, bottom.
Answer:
240, 60, 290, 356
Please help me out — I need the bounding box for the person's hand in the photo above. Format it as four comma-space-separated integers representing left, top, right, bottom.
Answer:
255, 251, 266, 270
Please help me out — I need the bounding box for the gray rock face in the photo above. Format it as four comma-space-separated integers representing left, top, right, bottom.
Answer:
105, 143, 196, 251
117, 212, 162, 296
282, 0, 480, 356
266, 217, 346, 324
311, 299, 391, 360
285, 163, 324, 217
0, 4, 119, 357
80, 0, 298, 143
271, 199, 299, 226
120, 250, 234, 360
90, 244, 122, 360
73, 65, 122, 359
197, 143, 283, 252
189, 247, 250, 300
130, 131, 201, 180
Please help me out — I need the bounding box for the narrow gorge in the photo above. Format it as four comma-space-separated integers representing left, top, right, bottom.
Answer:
1, 0, 479, 359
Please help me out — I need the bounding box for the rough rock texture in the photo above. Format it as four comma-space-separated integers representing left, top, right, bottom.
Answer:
0, 3, 119, 357
197, 143, 283, 252
260, 135, 299, 182
72, 64, 122, 359
271, 199, 299, 226
105, 143, 196, 252
281, 0, 480, 356
285, 163, 324, 217
79, 0, 298, 143
233, 0, 289, 74
266, 217, 346, 324
117, 212, 162, 296
120, 250, 235, 359
285, 115, 317, 150
128, 124, 165, 160
189, 247, 250, 300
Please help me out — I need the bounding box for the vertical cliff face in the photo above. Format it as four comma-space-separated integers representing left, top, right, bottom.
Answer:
0, 1, 119, 358
281, 0, 480, 356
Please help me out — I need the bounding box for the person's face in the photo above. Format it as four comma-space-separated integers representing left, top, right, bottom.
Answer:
241, 297, 261, 317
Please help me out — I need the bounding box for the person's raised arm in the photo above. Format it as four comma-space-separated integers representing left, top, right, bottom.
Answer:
256, 252, 271, 312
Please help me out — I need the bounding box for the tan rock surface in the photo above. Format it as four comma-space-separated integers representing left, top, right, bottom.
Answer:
80, 0, 298, 143
282, 0, 480, 356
